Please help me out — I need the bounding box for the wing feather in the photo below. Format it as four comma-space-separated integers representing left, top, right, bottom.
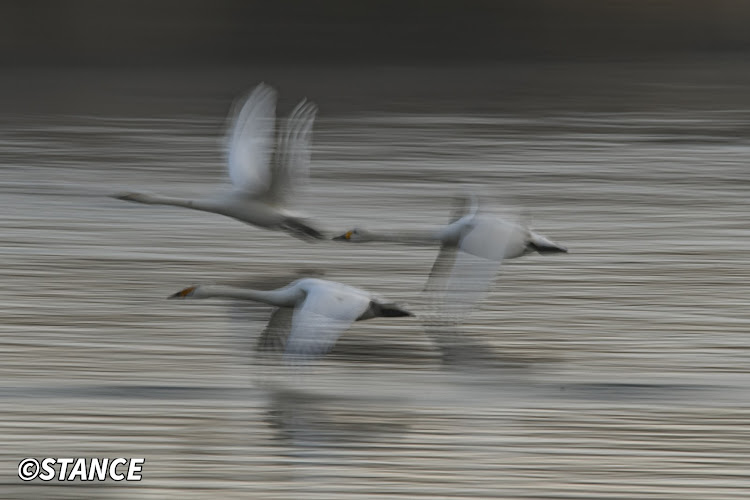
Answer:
226, 84, 277, 195
443, 251, 502, 319
267, 99, 317, 205
423, 244, 457, 296
256, 307, 294, 353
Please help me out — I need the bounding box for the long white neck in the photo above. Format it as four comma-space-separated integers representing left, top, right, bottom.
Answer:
121, 192, 221, 213
193, 285, 301, 308
360, 228, 443, 245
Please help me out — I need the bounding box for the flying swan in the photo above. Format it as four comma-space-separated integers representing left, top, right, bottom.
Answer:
333, 195, 567, 258
169, 278, 413, 361
114, 83, 324, 241
334, 196, 567, 316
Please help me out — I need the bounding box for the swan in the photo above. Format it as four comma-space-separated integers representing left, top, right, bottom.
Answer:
113, 83, 324, 241
169, 278, 413, 361
334, 196, 567, 317
333, 196, 567, 259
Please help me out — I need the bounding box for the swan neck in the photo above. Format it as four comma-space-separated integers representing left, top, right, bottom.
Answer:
198, 285, 297, 307
140, 194, 216, 212
366, 229, 441, 245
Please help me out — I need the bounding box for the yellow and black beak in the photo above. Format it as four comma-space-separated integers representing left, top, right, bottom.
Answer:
168, 285, 197, 299
332, 230, 353, 241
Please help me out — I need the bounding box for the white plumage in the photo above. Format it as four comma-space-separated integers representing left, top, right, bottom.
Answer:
334, 197, 567, 316
114, 83, 323, 241
169, 278, 413, 362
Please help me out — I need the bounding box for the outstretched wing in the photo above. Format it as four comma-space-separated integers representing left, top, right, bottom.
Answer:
267, 99, 317, 206
284, 285, 370, 362
226, 83, 277, 195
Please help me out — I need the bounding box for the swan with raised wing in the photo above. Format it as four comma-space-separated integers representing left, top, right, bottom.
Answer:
114, 83, 324, 241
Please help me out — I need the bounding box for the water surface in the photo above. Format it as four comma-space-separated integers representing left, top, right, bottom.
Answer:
2, 62, 750, 498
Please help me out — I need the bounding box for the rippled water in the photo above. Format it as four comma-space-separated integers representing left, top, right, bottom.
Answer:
2, 63, 750, 498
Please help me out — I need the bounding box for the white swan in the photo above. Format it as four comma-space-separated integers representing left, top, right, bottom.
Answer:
333, 196, 567, 259
169, 278, 413, 361
334, 197, 567, 317
114, 83, 324, 241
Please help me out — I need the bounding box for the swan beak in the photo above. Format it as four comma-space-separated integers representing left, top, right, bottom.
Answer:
382, 304, 415, 317
332, 230, 353, 241
112, 192, 142, 202
168, 286, 196, 299
531, 242, 568, 254
529, 234, 568, 254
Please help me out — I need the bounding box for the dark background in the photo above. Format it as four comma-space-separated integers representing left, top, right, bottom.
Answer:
2, 0, 750, 67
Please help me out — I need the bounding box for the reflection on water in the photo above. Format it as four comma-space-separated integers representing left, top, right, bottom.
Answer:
2, 62, 750, 498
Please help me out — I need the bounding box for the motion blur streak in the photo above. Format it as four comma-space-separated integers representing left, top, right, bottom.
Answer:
2, 62, 750, 499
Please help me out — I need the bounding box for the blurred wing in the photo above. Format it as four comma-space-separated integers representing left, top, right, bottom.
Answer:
423, 244, 457, 295
226, 84, 277, 195
267, 99, 317, 205
443, 251, 502, 319
284, 286, 369, 362
442, 217, 515, 318
256, 307, 294, 353
448, 193, 479, 223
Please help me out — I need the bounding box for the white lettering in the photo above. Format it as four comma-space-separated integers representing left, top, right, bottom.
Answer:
39, 458, 56, 481
57, 458, 74, 480
127, 458, 145, 480
88, 458, 109, 481
68, 458, 87, 481
109, 458, 127, 481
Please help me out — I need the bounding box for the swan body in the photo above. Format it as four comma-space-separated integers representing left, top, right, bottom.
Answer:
114, 83, 324, 241
169, 278, 413, 360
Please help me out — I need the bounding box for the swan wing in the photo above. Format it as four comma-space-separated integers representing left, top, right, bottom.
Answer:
226, 84, 277, 195
266, 99, 317, 206
442, 217, 516, 318
423, 243, 457, 295
443, 251, 502, 319
448, 193, 479, 223
256, 307, 294, 353
284, 284, 369, 361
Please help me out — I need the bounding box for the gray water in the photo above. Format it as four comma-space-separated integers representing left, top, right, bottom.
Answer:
2, 62, 750, 498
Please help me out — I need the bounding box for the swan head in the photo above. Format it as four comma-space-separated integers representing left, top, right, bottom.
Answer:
168, 285, 200, 299
332, 228, 370, 242
527, 232, 568, 255
358, 300, 416, 321
112, 191, 156, 204
378, 302, 415, 318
